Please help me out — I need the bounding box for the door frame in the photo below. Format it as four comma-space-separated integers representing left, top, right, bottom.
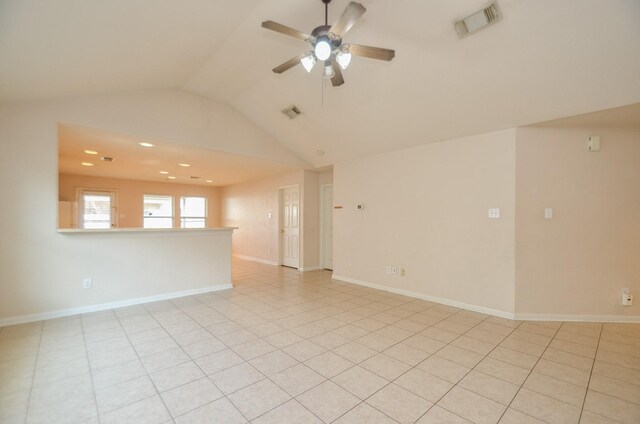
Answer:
277, 184, 301, 269
319, 183, 333, 270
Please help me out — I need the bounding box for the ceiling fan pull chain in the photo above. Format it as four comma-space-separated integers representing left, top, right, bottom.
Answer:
325, 2, 328, 26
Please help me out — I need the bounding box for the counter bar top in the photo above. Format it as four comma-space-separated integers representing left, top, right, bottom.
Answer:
58, 227, 237, 234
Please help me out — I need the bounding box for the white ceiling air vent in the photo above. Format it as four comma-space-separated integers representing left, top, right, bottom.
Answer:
455, 3, 501, 38
282, 105, 302, 119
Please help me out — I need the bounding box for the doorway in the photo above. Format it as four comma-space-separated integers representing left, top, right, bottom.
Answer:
320, 184, 333, 270
279, 185, 300, 269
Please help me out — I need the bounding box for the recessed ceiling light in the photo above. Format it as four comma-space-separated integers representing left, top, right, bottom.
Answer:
167, 176, 176, 180
206, 180, 213, 183
178, 163, 190, 167
81, 162, 94, 167
159, 171, 169, 174
84, 150, 98, 155
138, 142, 154, 147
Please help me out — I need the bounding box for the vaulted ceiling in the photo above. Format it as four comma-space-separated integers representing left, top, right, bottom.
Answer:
2, 0, 640, 167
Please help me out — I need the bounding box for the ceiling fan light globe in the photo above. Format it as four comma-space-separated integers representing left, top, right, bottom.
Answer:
301, 53, 317, 72
314, 39, 332, 61
336, 51, 351, 70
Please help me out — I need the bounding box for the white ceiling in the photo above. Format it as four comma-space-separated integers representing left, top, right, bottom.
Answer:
3, 0, 640, 167
58, 124, 300, 186
528, 103, 640, 129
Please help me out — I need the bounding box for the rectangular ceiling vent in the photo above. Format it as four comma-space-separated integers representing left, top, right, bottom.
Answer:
282, 105, 302, 119
455, 3, 501, 38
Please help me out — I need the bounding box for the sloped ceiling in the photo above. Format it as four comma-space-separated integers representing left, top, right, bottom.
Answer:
2, 0, 640, 167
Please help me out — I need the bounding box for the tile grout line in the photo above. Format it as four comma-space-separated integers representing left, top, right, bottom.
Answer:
168, 295, 290, 424
164, 293, 325, 423
107, 306, 176, 421
328, 309, 519, 423
80, 314, 104, 424
148, 297, 248, 423
229, 273, 532, 422
577, 322, 604, 423
409, 313, 523, 423
21, 320, 44, 424
121, 332, 231, 422
494, 322, 565, 424
195, 277, 454, 422
8, 262, 639, 424
201, 283, 340, 423
239, 270, 638, 420
320, 307, 460, 423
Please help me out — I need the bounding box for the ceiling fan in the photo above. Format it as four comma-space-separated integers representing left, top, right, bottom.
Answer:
262, 0, 395, 87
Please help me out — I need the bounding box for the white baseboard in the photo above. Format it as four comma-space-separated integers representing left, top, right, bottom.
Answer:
0, 283, 233, 327
331, 274, 514, 320
331, 274, 640, 323
514, 313, 640, 323
233, 254, 278, 266
232, 254, 321, 272
299, 266, 321, 272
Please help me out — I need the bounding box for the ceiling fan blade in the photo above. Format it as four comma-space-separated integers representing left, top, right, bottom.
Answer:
331, 61, 344, 87
329, 2, 366, 38
272, 52, 307, 74
346, 44, 395, 61
262, 21, 313, 42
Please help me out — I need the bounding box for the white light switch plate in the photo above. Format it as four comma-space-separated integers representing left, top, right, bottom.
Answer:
545, 208, 553, 219
488, 208, 500, 219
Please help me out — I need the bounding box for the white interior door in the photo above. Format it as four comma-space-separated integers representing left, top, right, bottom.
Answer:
281, 186, 300, 268
321, 184, 333, 270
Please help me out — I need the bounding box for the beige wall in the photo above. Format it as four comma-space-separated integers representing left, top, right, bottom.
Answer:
2, 86, 636, 323
59, 174, 222, 228
220, 170, 322, 270
333, 129, 517, 316
332, 123, 639, 320
0, 89, 299, 323
515, 126, 640, 318
221, 170, 302, 265
318, 169, 333, 185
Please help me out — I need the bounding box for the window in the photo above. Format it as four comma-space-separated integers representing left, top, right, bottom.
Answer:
79, 190, 116, 229
180, 196, 207, 228
143, 195, 173, 228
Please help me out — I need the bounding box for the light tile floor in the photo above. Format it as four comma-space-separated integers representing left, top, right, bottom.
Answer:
1, 259, 639, 424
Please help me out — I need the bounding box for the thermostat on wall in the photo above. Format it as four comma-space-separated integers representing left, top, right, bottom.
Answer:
356, 203, 365, 211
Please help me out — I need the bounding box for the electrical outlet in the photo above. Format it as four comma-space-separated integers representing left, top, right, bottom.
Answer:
386, 266, 391, 274
400, 268, 406, 277
488, 208, 500, 219
622, 288, 633, 306
391, 266, 397, 275
83, 278, 92, 289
